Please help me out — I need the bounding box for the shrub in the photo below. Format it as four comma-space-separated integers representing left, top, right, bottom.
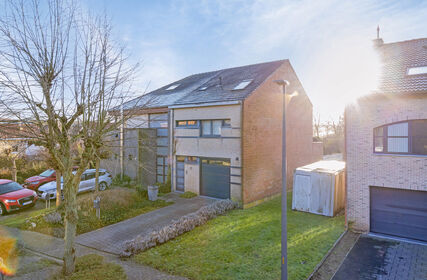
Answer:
179, 191, 197, 199
51, 254, 127, 280
112, 173, 132, 187
121, 199, 237, 257
135, 185, 148, 199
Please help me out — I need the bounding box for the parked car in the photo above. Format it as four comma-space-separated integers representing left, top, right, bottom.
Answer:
0, 179, 38, 215
24, 169, 56, 190
37, 169, 112, 200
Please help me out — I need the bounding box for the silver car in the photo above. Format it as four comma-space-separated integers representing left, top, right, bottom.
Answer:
37, 169, 112, 200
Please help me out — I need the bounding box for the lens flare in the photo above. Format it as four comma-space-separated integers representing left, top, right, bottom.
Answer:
0, 228, 18, 276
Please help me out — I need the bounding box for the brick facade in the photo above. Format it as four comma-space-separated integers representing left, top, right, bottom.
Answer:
346, 94, 427, 232
242, 61, 318, 205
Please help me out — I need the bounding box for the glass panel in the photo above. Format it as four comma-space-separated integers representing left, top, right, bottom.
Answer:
157, 175, 164, 183
176, 156, 185, 162
150, 120, 167, 128
374, 137, 384, 152
388, 138, 408, 153
388, 122, 408, 136
411, 120, 427, 155
177, 120, 187, 127
157, 138, 168, 146
187, 120, 198, 127
374, 126, 383, 137
212, 120, 222, 135
150, 113, 168, 121
157, 157, 164, 165
157, 146, 168, 156
202, 120, 211, 136
157, 128, 168, 137
157, 166, 164, 175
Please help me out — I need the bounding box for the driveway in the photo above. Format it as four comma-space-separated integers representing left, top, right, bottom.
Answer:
333, 235, 427, 280
75, 193, 215, 255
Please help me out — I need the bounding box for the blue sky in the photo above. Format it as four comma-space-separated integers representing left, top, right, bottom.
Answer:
85, 0, 427, 120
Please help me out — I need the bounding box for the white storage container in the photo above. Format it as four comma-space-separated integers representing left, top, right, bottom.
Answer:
292, 160, 345, 217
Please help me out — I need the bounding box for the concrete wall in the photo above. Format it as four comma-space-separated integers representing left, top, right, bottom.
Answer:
173, 104, 242, 201
346, 94, 427, 232
242, 61, 315, 206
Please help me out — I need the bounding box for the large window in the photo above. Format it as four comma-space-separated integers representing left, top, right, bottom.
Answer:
374, 120, 427, 155
201, 120, 230, 137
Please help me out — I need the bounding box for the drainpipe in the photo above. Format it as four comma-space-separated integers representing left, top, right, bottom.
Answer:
169, 109, 174, 192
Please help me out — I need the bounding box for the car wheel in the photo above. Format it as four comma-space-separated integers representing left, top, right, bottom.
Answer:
0, 203, 7, 216
99, 182, 107, 191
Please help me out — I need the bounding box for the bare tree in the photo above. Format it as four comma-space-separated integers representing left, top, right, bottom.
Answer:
0, 0, 138, 275
313, 113, 321, 139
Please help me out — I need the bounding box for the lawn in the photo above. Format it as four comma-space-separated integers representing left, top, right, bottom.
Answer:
0, 187, 172, 237
134, 194, 345, 280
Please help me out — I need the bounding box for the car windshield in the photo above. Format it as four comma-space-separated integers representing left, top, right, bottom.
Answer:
0, 182, 23, 195
39, 169, 55, 177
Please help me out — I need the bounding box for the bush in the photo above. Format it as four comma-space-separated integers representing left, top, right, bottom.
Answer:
180, 191, 197, 199
121, 199, 237, 257
51, 254, 127, 280
135, 185, 148, 199
112, 174, 132, 187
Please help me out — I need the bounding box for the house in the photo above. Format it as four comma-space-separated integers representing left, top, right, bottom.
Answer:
102, 60, 322, 207
345, 37, 427, 241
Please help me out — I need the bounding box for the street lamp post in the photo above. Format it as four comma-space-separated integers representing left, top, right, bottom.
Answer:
274, 79, 290, 280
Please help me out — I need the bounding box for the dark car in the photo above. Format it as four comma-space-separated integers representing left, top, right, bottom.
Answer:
0, 179, 37, 215
23, 169, 56, 191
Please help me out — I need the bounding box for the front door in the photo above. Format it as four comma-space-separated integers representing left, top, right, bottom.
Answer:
200, 158, 230, 199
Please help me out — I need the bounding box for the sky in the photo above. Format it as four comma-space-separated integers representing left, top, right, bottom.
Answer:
85, 0, 427, 121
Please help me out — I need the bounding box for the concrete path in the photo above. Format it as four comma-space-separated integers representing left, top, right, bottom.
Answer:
333, 235, 427, 280
75, 193, 215, 255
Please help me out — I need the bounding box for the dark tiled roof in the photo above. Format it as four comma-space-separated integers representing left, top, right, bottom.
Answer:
123, 60, 286, 109
378, 38, 427, 94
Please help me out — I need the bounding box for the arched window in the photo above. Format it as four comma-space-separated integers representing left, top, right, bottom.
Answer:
373, 120, 427, 155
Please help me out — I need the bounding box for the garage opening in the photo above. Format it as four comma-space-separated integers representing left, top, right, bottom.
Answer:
370, 186, 427, 242
201, 158, 230, 199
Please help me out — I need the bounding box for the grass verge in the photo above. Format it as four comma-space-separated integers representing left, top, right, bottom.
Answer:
134, 194, 344, 280
179, 191, 197, 199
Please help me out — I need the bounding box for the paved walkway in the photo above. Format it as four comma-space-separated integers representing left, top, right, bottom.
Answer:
333, 235, 427, 280
75, 193, 215, 255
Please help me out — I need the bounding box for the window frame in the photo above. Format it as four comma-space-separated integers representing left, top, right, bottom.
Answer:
373, 120, 427, 156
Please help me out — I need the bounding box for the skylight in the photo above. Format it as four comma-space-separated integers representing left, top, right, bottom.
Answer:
166, 84, 180, 90
198, 85, 209, 91
233, 79, 252, 90
407, 66, 427, 75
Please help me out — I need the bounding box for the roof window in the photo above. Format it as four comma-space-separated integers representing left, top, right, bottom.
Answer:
233, 79, 252, 90
166, 84, 180, 90
198, 85, 209, 91
407, 66, 427, 75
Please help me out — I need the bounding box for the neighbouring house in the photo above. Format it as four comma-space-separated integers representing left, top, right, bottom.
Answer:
102, 60, 322, 206
345, 37, 427, 241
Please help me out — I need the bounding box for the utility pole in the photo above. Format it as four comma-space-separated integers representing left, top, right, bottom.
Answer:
274, 79, 290, 280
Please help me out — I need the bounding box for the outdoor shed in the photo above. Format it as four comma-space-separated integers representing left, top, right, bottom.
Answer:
292, 160, 345, 217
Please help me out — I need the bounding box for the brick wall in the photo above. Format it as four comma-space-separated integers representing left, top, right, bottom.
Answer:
346, 94, 427, 232
242, 61, 315, 205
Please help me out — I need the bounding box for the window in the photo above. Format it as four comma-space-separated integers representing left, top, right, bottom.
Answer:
198, 85, 209, 91
407, 66, 427, 75
233, 79, 252, 90
373, 120, 427, 155
201, 119, 230, 137
166, 84, 180, 90
176, 120, 199, 128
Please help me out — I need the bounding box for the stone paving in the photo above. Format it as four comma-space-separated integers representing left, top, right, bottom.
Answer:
333, 235, 427, 280
75, 193, 215, 255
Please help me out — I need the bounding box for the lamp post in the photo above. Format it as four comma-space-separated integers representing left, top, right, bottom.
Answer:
274, 79, 290, 280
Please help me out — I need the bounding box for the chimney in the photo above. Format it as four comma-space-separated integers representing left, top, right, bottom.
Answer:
373, 25, 384, 47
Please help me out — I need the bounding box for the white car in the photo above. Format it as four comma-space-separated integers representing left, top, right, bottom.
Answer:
37, 169, 112, 200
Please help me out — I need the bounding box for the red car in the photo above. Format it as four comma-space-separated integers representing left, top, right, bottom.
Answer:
23, 169, 56, 190
0, 179, 37, 215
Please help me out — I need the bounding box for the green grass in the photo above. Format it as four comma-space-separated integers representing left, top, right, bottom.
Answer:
134, 194, 344, 280
0, 188, 172, 236
51, 254, 126, 280
179, 191, 197, 199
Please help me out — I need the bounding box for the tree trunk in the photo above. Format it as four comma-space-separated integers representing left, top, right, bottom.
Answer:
56, 170, 62, 207
95, 158, 100, 192
62, 173, 79, 275
11, 158, 17, 182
